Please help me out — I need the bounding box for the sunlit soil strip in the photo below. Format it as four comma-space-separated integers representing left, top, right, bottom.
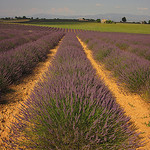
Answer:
0, 37, 64, 149
77, 37, 150, 150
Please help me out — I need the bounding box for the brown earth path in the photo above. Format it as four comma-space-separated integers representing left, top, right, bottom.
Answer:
77, 37, 150, 150
0, 38, 63, 149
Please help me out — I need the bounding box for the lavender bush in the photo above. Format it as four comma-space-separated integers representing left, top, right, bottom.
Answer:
0, 24, 61, 52
0, 31, 64, 95
0, 32, 46, 52
7, 33, 142, 149
86, 32, 150, 61
78, 32, 150, 99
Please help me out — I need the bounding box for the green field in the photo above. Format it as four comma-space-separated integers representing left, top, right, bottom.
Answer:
25, 22, 150, 34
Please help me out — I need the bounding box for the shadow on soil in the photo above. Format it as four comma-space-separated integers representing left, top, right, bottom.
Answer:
0, 89, 16, 104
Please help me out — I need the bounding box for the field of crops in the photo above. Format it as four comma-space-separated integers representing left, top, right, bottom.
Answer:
26, 21, 150, 34
0, 23, 150, 149
0, 24, 65, 94
78, 31, 150, 100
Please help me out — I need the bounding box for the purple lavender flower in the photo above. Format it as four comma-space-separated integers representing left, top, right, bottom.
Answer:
6, 33, 143, 150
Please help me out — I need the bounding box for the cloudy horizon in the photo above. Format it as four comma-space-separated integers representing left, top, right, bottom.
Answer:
0, 0, 150, 17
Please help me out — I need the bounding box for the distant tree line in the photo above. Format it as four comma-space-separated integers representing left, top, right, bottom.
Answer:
0, 16, 150, 24
15, 16, 33, 19
1, 16, 33, 20
142, 20, 150, 24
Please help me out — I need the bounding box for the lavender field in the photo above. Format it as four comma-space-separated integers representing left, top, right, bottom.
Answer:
0, 24, 149, 149
0, 24, 64, 94
6, 33, 142, 149
78, 31, 150, 100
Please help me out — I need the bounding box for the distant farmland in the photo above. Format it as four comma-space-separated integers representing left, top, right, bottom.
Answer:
24, 21, 150, 34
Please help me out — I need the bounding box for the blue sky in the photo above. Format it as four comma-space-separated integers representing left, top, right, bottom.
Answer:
0, 0, 150, 17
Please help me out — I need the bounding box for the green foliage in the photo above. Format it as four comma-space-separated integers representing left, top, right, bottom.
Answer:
23, 16, 27, 19
145, 121, 150, 127
143, 21, 147, 24
96, 48, 112, 61
116, 43, 129, 50
142, 79, 150, 102
106, 20, 113, 24
122, 17, 127, 22
96, 19, 101, 23
13, 95, 138, 149
125, 69, 150, 92
85, 39, 89, 44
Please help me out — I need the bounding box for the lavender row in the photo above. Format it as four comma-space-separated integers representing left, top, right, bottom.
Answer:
0, 24, 64, 44
0, 32, 64, 94
104, 36, 150, 61
0, 29, 31, 41
0, 23, 59, 32
0, 24, 86, 45
115, 40, 150, 61
95, 32, 150, 47
0, 24, 65, 52
1, 23, 71, 34
7, 33, 142, 149
78, 32, 150, 99
83, 31, 150, 61
0, 31, 52, 52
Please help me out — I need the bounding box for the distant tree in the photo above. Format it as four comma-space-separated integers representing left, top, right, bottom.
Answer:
143, 21, 147, 24
106, 20, 113, 24
23, 16, 27, 19
96, 19, 101, 23
88, 19, 95, 22
4, 17, 11, 20
122, 17, 127, 22
148, 20, 150, 24
17, 16, 22, 19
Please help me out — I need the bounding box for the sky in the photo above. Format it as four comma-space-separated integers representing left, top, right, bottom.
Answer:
0, 0, 150, 17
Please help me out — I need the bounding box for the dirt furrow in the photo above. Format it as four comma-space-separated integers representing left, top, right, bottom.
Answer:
77, 37, 150, 150
0, 38, 63, 149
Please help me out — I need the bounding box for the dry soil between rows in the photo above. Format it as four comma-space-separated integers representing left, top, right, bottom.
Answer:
0, 39, 62, 149
0, 36, 150, 150
77, 37, 150, 150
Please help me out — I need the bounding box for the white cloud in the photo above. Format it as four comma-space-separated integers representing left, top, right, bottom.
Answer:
96, 3, 103, 7
137, 7, 148, 10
